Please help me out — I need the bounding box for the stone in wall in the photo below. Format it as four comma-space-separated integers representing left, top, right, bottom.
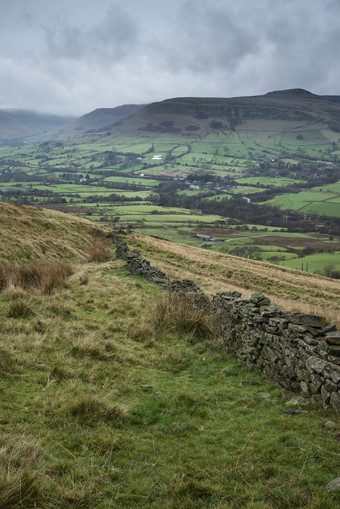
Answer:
212, 291, 340, 412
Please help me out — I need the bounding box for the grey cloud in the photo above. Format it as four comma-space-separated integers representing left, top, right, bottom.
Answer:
41, 4, 140, 63
151, 0, 340, 94
0, 0, 339, 115
157, 0, 262, 73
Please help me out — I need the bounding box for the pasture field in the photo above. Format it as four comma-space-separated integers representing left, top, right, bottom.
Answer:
235, 176, 306, 186
315, 181, 340, 193
1, 122, 340, 275
263, 189, 340, 218
1, 256, 339, 508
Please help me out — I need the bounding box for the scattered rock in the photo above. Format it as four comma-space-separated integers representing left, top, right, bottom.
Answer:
325, 477, 340, 492
258, 392, 279, 403
239, 380, 260, 386
284, 408, 308, 415
287, 396, 309, 406
323, 421, 337, 430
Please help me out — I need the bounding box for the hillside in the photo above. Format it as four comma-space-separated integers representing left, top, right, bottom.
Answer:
126, 231, 340, 328
0, 202, 105, 263
0, 201, 339, 324
54, 104, 144, 138
102, 89, 340, 136
0, 110, 73, 144
0, 203, 339, 507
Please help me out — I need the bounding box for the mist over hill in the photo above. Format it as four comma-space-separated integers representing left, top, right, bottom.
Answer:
0, 110, 74, 144
0, 104, 145, 144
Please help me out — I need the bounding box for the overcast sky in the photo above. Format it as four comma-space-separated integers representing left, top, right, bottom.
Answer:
1, 0, 339, 116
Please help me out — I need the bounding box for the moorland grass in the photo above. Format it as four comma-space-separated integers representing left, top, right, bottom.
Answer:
0, 260, 72, 294
127, 232, 340, 328
0, 257, 339, 508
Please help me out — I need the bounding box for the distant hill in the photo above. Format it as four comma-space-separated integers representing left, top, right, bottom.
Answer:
0, 104, 145, 144
322, 95, 340, 104
100, 89, 340, 137
54, 104, 144, 138
0, 110, 74, 145
3, 90, 340, 144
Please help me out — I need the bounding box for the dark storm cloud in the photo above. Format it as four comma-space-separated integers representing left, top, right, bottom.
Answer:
0, 0, 339, 115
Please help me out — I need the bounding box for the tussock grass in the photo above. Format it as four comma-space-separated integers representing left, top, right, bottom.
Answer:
0, 261, 72, 294
130, 321, 154, 342
65, 395, 128, 426
87, 232, 112, 262
0, 436, 42, 509
150, 293, 221, 341
6, 299, 35, 318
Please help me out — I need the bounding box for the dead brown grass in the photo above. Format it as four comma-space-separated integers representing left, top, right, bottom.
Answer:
150, 293, 220, 341
87, 233, 112, 262
0, 436, 42, 508
0, 261, 72, 294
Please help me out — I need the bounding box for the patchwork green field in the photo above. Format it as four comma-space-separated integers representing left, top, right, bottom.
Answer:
1, 93, 340, 277
263, 191, 340, 217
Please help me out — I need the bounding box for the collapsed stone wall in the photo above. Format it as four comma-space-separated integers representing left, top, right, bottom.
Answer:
113, 234, 340, 412
115, 237, 169, 284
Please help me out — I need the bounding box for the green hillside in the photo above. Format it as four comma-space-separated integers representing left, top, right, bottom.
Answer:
0, 203, 339, 507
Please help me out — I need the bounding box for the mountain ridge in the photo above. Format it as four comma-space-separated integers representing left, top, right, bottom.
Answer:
88, 89, 340, 137
2, 89, 340, 144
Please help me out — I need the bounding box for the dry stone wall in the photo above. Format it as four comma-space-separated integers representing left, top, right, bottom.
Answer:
114, 234, 340, 412
212, 292, 340, 412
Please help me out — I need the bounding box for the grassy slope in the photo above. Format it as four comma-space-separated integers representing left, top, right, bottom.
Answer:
127, 233, 340, 328
0, 204, 339, 508
0, 202, 104, 264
